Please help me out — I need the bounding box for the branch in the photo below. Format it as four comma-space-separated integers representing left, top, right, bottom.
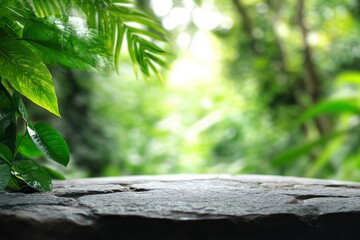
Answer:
232, 0, 257, 53
271, 0, 289, 74
297, 0, 329, 135
269, 1, 313, 139
297, 0, 321, 102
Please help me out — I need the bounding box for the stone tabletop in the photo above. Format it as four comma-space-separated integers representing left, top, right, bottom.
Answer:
1, 174, 360, 239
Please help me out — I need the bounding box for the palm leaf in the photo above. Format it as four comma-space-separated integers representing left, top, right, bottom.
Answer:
0, 0, 169, 116
26, 0, 169, 82
22, 20, 111, 70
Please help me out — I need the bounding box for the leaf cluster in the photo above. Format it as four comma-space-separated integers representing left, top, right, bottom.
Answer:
0, 0, 169, 191
0, 87, 69, 192
0, 0, 168, 115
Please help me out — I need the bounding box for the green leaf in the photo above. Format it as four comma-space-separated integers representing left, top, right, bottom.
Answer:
43, 166, 65, 180
148, 60, 164, 85
0, 143, 13, 163
0, 35, 59, 116
127, 26, 167, 42
16, 133, 43, 158
138, 37, 167, 54
12, 92, 28, 122
272, 130, 347, 166
298, 98, 360, 125
0, 111, 13, 136
22, 20, 110, 71
114, 22, 126, 70
0, 82, 13, 108
0, 80, 14, 99
7, 171, 30, 192
127, 30, 137, 65
27, 122, 70, 166
80, 1, 168, 80
0, 0, 34, 25
12, 159, 52, 192
24, 0, 169, 82
0, 164, 11, 191
0, 110, 16, 152
336, 71, 360, 86
147, 52, 168, 68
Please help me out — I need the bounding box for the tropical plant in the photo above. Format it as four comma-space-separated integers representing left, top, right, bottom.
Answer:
0, 0, 168, 192
272, 72, 360, 179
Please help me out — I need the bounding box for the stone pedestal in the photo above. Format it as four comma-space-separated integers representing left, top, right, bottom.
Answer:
1, 174, 360, 239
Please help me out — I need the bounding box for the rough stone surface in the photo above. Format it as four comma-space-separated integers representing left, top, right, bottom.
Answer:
1, 174, 360, 239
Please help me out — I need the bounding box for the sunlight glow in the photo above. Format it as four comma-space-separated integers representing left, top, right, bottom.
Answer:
169, 32, 221, 87
151, 0, 173, 17
169, 60, 214, 87
192, 7, 233, 30
191, 31, 216, 60
150, 1, 229, 87
176, 32, 192, 48
275, 22, 290, 38
307, 32, 320, 46
163, 7, 191, 30
55, 16, 89, 37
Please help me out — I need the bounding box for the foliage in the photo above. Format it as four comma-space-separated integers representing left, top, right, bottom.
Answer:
0, 0, 167, 191
54, 0, 360, 181
4, 0, 359, 182
273, 74, 360, 179
212, 0, 360, 179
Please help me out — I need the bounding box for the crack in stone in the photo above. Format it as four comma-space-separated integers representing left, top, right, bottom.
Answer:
287, 194, 350, 201
324, 184, 360, 189
127, 187, 150, 192
169, 210, 230, 220
54, 185, 151, 199
54, 189, 125, 199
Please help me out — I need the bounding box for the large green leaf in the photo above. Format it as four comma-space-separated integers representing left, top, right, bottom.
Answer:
0, 111, 13, 136
0, 143, 12, 164
7, 175, 22, 191
16, 133, 43, 158
27, 122, 70, 166
0, 35, 59, 116
43, 166, 66, 180
298, 98, 360, 125
272, 130, 347, 166
0, 82, 13, 131
0, 164, 11, 191
12, 159, 52, 192
12, 92, 28, 122
0, 110, 16, 152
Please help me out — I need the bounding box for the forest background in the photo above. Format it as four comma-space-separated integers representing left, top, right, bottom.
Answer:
29, 0, 360, 181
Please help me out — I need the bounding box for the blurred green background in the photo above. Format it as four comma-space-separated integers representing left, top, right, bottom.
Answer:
29, 0, 360, 180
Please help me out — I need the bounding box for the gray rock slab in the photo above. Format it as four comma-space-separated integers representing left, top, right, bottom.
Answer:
1, 174, 360, 239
